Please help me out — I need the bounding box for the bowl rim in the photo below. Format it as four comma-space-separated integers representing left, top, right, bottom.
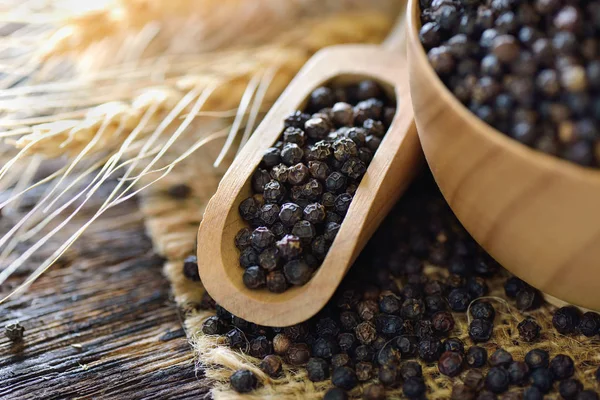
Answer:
406, 0, 600, 182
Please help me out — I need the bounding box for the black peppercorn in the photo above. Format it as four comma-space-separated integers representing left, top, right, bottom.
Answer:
284, 110, 311, 129
464, 370, 485, 392
239, 197, 259, 221
243, 266, 266, 289
516, 287, 541, 311
354, 344, 375, 363
301, 179, 323, 201
286, 342, 310, 365
438, 351, 464, 377
525, 348, 550, 370
443, 338, 465, 354
306, 357, 330, 382
470, 301, 495, 321
341, 157, 367, 180
332, 366, 358, 390
559, 378, 583, 399
518, 318, 541, 342
182, 255, 200, 282
230, 369, 257, 393
263, 180, 286, 204
308, 87, 334, 111
239, 247, 259, 269
531, 368, 554, 393
448, 288, 472, 312
469, 319, 494, 343
235, 227, 253, 250
291, 221, 316, 244
486, 367, 510, 394
303, 203, 326, 224
202, 316, 225, 335
466, 276, 489, 298
260, 355, 282, 377
550, 354, 575, 380
276, 234, 302, 260
251, 227, 275, 251
508, 361, 530, 385
403, 377, 426, 399
578, 312, 600, 337
432, 311, 455, 335
394, 336, 416, 359
489, 349, 513, 368
249, 336, 272, 359
504, 277, 526, 298
266, 271, 288, 293
418, 338, 443, 362
355, 322, 377, 345
305, 117, 331, 140
326, 172, 348, 193
466, 346, 488, 368
332, 138, 358, 162
553, 306, 581, 335
378, 363, 400, 388
305, 141, 332, 162
334, 193, 353, 215
307, 161, 329, 181
262, 147, 281, 168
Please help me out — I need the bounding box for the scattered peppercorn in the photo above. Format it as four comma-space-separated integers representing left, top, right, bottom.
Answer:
260, 355, 283, 377
467, 346, 488, 368
486, 367, 510, 394
531, 368, 554, 393
470, 301, 496, 321
578, 312, 600, 337
230, 369, 257, 393
439, 351, 465, 377
332, 366, 358, 390
489, 348, 514, 368
518, 318, 542, 342
553, 307, 582, 335
403, 377, 426, 399
469, 319, 494, 343
4, 322, 24, 342
182, 255, 200, 282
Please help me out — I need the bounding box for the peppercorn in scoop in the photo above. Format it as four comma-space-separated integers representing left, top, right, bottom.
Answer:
236, 81, 395, 292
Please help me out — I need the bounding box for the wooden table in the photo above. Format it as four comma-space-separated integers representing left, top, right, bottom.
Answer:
0, 183, 208, 399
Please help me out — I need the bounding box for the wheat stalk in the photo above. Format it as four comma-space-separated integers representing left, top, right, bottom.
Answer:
0, 5, 397, 302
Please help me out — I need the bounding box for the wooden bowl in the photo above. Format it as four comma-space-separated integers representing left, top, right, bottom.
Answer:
406, 0, 600, 311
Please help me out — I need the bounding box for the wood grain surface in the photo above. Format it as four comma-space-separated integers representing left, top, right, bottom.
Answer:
406, 0, 600, 311
0, 178, 207, 400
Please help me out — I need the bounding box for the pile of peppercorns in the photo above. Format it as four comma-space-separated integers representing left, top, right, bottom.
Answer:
235, 81, 395, 292
419, 0, 600, 167
189, 175, 600, 398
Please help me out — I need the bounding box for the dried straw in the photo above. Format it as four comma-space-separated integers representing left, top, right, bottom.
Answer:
0, 1, 397, 305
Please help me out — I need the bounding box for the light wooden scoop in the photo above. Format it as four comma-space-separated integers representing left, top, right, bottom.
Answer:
197, 11, 422, 327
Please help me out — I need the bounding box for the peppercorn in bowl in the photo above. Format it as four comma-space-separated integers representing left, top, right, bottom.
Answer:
407, 0, 600, 311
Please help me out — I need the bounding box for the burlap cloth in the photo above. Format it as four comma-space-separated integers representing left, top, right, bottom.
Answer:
135, 13, 600, 400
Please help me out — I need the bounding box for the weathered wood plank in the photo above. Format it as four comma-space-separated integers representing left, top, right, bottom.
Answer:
0, 192, 208, 399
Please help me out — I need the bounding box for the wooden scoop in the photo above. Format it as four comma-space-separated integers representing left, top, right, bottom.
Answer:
197, 10, 422, 327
